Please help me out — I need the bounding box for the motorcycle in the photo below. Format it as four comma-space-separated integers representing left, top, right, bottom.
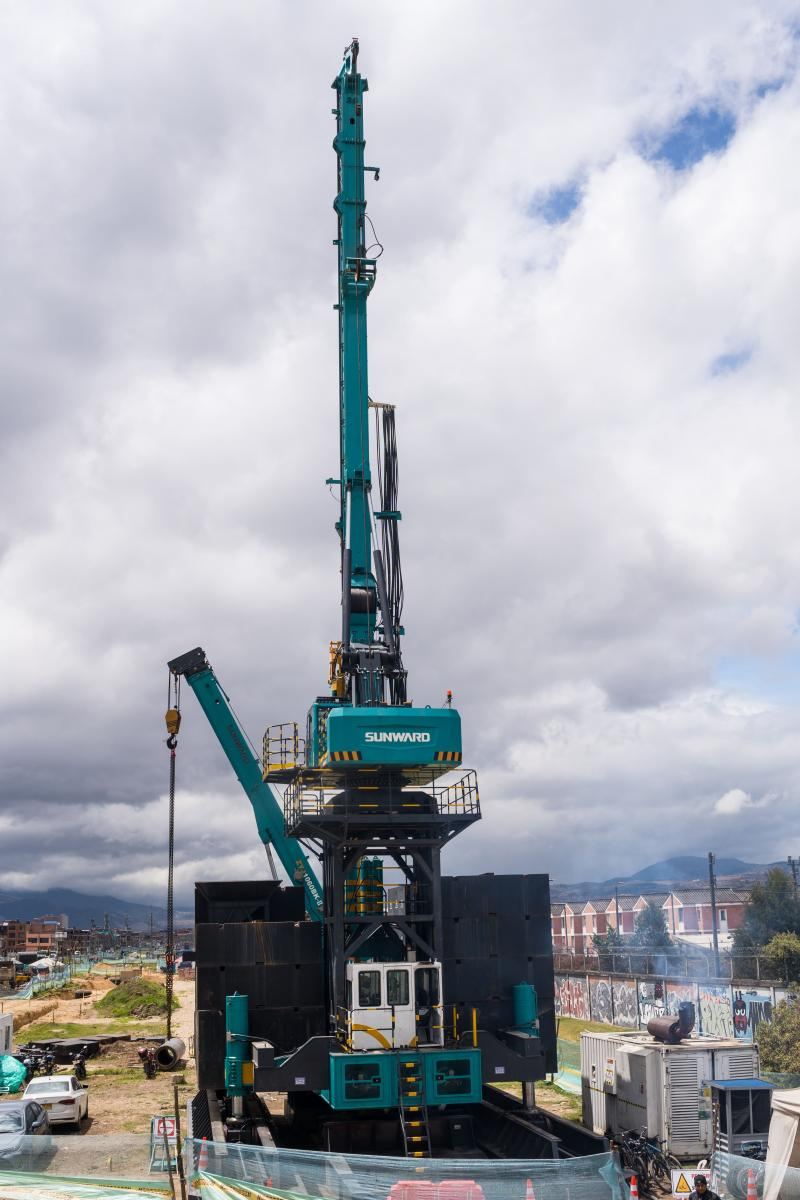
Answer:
137, 1047, 157, 1080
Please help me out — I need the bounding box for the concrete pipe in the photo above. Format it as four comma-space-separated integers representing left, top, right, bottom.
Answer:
155, 1037, 186, 1070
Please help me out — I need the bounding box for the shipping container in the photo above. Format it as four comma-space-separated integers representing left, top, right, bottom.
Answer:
581, 1031, 759, 1159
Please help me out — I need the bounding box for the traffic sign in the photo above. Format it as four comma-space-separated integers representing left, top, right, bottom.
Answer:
150, 1115, 179, 1172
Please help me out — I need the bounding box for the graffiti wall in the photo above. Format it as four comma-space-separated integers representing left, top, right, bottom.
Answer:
555, 973, 781, 1036
666, 981, 699, 1015
698, 984, 734, 1038
732, 988, 773, 1041
638, 980, 669, 1024
555, 975, 590, 1020
612, 979, 638, 1027
589, 977, 613, 1023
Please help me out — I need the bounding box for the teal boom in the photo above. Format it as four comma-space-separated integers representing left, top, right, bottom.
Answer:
166, 647, 324, 922
333, 39, 378, 649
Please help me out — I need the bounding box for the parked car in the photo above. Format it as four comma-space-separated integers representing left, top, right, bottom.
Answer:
0, 1100, 50, 1168
23, 1075, 89, 1128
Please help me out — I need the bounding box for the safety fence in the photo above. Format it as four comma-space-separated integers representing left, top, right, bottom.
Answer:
184, 1139, 624, 1199
553, 1037, 581, 1096
4, 1138, 800, 1199
709, 1149, 800, 1199
554, 949, 794, 983
0, 1135, 624, 1198
0, 969, 74, 1002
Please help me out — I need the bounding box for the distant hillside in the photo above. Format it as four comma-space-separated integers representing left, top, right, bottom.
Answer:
0, 888, 192, 931
550, 856, 787, 903
606, 856, 769, 885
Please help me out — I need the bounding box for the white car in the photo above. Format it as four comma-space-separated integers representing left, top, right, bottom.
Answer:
23, 1075, 89, 1128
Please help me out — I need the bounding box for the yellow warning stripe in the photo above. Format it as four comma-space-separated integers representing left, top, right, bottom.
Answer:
330, 750, 362, 761
434, 751, 462, 761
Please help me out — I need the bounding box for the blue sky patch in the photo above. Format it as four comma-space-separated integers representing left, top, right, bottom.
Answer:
715, 650, 800, 703
645, 105, 736, 170
711, 347, 752, 376
754, 78, 785, 99
529, 180, 581, 225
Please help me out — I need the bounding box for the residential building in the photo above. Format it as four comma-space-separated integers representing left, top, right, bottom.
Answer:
0, 922, 28, 956
551, 888, 748, 954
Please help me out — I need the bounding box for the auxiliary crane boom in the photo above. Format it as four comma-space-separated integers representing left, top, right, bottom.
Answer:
166, 646, 323, 922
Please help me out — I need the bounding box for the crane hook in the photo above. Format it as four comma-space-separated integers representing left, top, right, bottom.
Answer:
165, 705, 181, 751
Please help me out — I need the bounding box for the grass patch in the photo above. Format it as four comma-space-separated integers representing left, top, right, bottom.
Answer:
96, 979, 176, 1019
88, 1068, 145, 1084
494, 1079, 582, 1122
537, 1080, 582, 1121
556, 1016, 630, 1043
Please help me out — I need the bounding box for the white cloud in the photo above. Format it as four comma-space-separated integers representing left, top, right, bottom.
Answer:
714, 788, 771, 816
2, 3, 800, 901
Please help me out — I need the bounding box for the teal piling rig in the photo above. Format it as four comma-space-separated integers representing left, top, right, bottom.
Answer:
169, 43, 557, 1150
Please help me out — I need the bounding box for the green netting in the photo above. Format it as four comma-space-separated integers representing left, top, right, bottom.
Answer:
0, 1133, 627, 1199
187, 1138, 626, 1200
554, 1037, 581, 1096
763, 1072, 800, 1089
0, 1174, 170, 1198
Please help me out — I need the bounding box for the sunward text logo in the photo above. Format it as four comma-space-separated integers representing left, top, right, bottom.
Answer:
364, 731, 431, 743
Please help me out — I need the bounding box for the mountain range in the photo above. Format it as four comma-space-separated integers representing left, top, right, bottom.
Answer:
0, 858, 787, 925
549, 855, 789, 903
0, 888, 193, 932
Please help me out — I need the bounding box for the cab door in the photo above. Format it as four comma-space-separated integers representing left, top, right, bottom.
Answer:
414, 963, 444, 1046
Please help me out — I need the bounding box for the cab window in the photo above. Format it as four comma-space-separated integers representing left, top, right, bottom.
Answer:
358, 970, 381, 1007
387, 969, 410, 1006
415, 967, 440, 1007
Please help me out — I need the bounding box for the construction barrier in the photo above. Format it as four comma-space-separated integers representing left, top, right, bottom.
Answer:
185, 1138, 624, 1200
708, 1149, 800, 1198
553, 1037, 581, 1096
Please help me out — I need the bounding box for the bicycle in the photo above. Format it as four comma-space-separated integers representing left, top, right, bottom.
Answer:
619, 1127, 681, 1193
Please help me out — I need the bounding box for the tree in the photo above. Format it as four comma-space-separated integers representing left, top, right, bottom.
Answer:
632, 902, 672, 950
757, 994, 800, 1073
735, 869, 800, 947
630, 902, 674, 974
763, 932, 800, 983
592, 927, 625, 971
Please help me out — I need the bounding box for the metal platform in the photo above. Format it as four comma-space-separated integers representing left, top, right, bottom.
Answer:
284, 768, 480, 843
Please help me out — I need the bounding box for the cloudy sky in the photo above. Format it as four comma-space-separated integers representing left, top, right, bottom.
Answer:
2, 2, 800, 908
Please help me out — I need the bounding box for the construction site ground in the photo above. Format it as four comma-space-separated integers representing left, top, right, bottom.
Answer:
0, 972, 196, 1140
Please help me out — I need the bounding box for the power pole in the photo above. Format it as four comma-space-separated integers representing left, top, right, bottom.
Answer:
788, 856, 798, 900
708, 851, 720, 978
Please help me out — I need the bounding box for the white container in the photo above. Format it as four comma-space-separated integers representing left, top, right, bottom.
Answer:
581, 1030, 759, 1159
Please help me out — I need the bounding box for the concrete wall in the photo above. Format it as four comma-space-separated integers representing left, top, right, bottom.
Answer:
555, 971, 782, 1042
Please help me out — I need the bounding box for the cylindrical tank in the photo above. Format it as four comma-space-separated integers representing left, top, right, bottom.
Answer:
358, 857, 383, 915
512, 982, 539, 1030
225, 992, 249, 1104
155, 1037, 186, 1070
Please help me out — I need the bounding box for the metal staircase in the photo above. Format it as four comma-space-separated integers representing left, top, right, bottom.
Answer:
398, 1056, 431, 1158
